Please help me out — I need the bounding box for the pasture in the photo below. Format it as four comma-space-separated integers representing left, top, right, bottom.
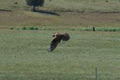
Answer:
1, 0, 120, 13
0, 29, 120, 80
0, 0, 120, 80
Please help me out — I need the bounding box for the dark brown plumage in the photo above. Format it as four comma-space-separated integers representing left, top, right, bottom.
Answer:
62, 33, 70, 41
48, 32, 70, 52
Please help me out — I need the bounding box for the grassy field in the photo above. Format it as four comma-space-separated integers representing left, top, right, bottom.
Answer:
0, 0, 120, 28
0, 0, 120, 80
0, 30, 120, 80
0, 0, 120, 12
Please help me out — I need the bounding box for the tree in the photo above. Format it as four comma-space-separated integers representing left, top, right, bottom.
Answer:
26, 0, 44, 11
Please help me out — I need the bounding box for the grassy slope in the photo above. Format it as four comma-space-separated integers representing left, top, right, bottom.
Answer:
0, 30, 120, 80
0, 0, 120, 28
0, 11, 120, 28
0, 0, 120, 12
45, 0, 120, 13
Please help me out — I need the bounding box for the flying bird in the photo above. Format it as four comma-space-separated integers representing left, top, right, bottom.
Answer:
48, 32, 70, 52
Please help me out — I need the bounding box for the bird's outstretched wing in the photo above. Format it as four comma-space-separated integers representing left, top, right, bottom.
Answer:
48, 32, 70, 52
48, 38, 62, 52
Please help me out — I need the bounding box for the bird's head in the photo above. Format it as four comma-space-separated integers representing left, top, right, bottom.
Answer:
52, 32, 60, 37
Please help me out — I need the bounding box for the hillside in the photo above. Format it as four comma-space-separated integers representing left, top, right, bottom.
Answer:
0, 0, 120, 12
0, 0, 120, 28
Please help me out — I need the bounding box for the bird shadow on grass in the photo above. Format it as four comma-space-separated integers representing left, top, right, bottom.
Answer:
34, 10, 60, 16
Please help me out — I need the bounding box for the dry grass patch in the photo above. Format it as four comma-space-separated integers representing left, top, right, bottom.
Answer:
0, 11, 120, 28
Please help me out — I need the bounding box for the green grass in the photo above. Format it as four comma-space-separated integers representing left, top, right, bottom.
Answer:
0, 0, 120, 13
1, 0, 120, 79
1, 0, 120, 28
0, 30, 120, 80
45, 0, 120, 13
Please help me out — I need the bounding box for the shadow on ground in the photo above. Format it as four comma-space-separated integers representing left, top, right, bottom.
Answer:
35, 10, 60, 16
0, 9, 12, 12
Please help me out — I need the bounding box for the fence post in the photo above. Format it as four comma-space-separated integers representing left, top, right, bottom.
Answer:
93, 27, 96, 31
96, 67, 98, 80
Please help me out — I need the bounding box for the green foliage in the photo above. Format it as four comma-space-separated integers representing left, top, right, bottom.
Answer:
9, 26, 55, 31
22, 27, 39, 30
10, 27, 40, 30
26, 0, 44, 6
22, 27, 27, 30
26, 0, 44, 11
10, 27, 120, 32
70, 27, 120, 32
10, 28, 14, 30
